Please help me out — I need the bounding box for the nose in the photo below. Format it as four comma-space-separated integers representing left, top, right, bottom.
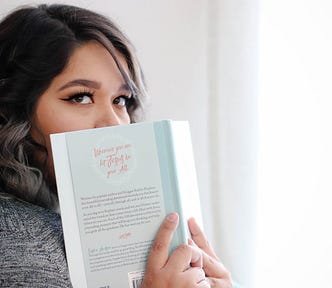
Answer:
95, 105, 123, 128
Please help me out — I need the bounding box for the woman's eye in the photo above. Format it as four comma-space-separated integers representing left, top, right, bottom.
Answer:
114, 96, 130, 107
63, 93, 93, 104
74, 95, 93, 104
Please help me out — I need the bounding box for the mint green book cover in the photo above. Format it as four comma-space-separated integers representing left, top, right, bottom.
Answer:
50, 120, 202, 288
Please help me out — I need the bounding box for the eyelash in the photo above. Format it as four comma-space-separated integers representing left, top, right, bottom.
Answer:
61, 91, 132, 107
114, 95, 132, 107
62, 91, 94, 104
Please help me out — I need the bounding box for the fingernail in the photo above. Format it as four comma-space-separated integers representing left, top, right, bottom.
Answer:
166, 212, 178, 222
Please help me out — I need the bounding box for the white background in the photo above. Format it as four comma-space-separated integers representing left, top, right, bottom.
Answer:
257, 1, 332, 287
2, 1, 332, 287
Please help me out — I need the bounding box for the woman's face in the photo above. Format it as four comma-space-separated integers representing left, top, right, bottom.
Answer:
31, 41, 131, 173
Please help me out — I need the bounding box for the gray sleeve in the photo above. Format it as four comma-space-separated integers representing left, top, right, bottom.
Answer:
0, 198, 72, 288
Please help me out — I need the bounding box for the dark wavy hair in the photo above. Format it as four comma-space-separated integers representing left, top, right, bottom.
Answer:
0, 4, 146, 210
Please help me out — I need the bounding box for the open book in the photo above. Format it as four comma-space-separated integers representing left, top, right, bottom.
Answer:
51, 120, 202, 288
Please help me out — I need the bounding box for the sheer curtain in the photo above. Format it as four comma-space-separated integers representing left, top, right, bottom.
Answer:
208, 1, 332, 287
256, 1, 332, 287
207, 1, 259, 287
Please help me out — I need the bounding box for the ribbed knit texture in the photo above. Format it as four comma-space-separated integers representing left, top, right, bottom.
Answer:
0, 193, 72, 287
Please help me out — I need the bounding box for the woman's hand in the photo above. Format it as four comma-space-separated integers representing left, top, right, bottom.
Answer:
141, 213, 210, 288
188, 218, 233, 288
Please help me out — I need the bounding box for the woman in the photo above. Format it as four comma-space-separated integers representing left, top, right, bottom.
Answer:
0, 4, 232, 287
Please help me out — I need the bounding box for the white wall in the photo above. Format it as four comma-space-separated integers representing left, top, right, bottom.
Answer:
208, 1, 259, 287
256, 1, 332, 287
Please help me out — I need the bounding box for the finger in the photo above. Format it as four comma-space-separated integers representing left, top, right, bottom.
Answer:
188, 217, 218, 259
146, 212, 179, 270
189, 244, 203, 268
189, 238, 231, 280
202, 251, 232, 280
166, 244, 202, 272
206, 277, 233, 288
197, 278, 211, 288
183, 267, 206, 285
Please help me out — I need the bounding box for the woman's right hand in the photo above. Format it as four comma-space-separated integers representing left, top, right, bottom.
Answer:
141, 213, 210, 288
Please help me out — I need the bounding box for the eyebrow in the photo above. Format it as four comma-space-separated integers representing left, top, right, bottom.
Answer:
57, 79, 101, 91
57, 79, 131, 94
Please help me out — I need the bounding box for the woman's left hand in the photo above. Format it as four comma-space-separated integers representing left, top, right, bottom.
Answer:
188, 218, 233, 288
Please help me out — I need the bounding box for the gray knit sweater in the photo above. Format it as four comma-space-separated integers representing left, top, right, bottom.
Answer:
0, 193, 72, 287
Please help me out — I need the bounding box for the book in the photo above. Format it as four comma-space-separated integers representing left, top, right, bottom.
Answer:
50, 120, 203, 288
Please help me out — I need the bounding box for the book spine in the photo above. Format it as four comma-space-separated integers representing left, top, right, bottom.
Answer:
154, 120, 189, 251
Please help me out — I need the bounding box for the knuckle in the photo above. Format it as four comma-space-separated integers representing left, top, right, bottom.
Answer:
178, 244, 190, 252
175, 244, 191, 256
151, 241, 166, 253
178, 243, 189, 250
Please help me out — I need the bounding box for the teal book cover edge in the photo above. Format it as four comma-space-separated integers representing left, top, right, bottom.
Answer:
153, 120, 188, 251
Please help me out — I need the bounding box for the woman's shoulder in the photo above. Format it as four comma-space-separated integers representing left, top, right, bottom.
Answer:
0, 192, 72, 287
0, 192, 62, 236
